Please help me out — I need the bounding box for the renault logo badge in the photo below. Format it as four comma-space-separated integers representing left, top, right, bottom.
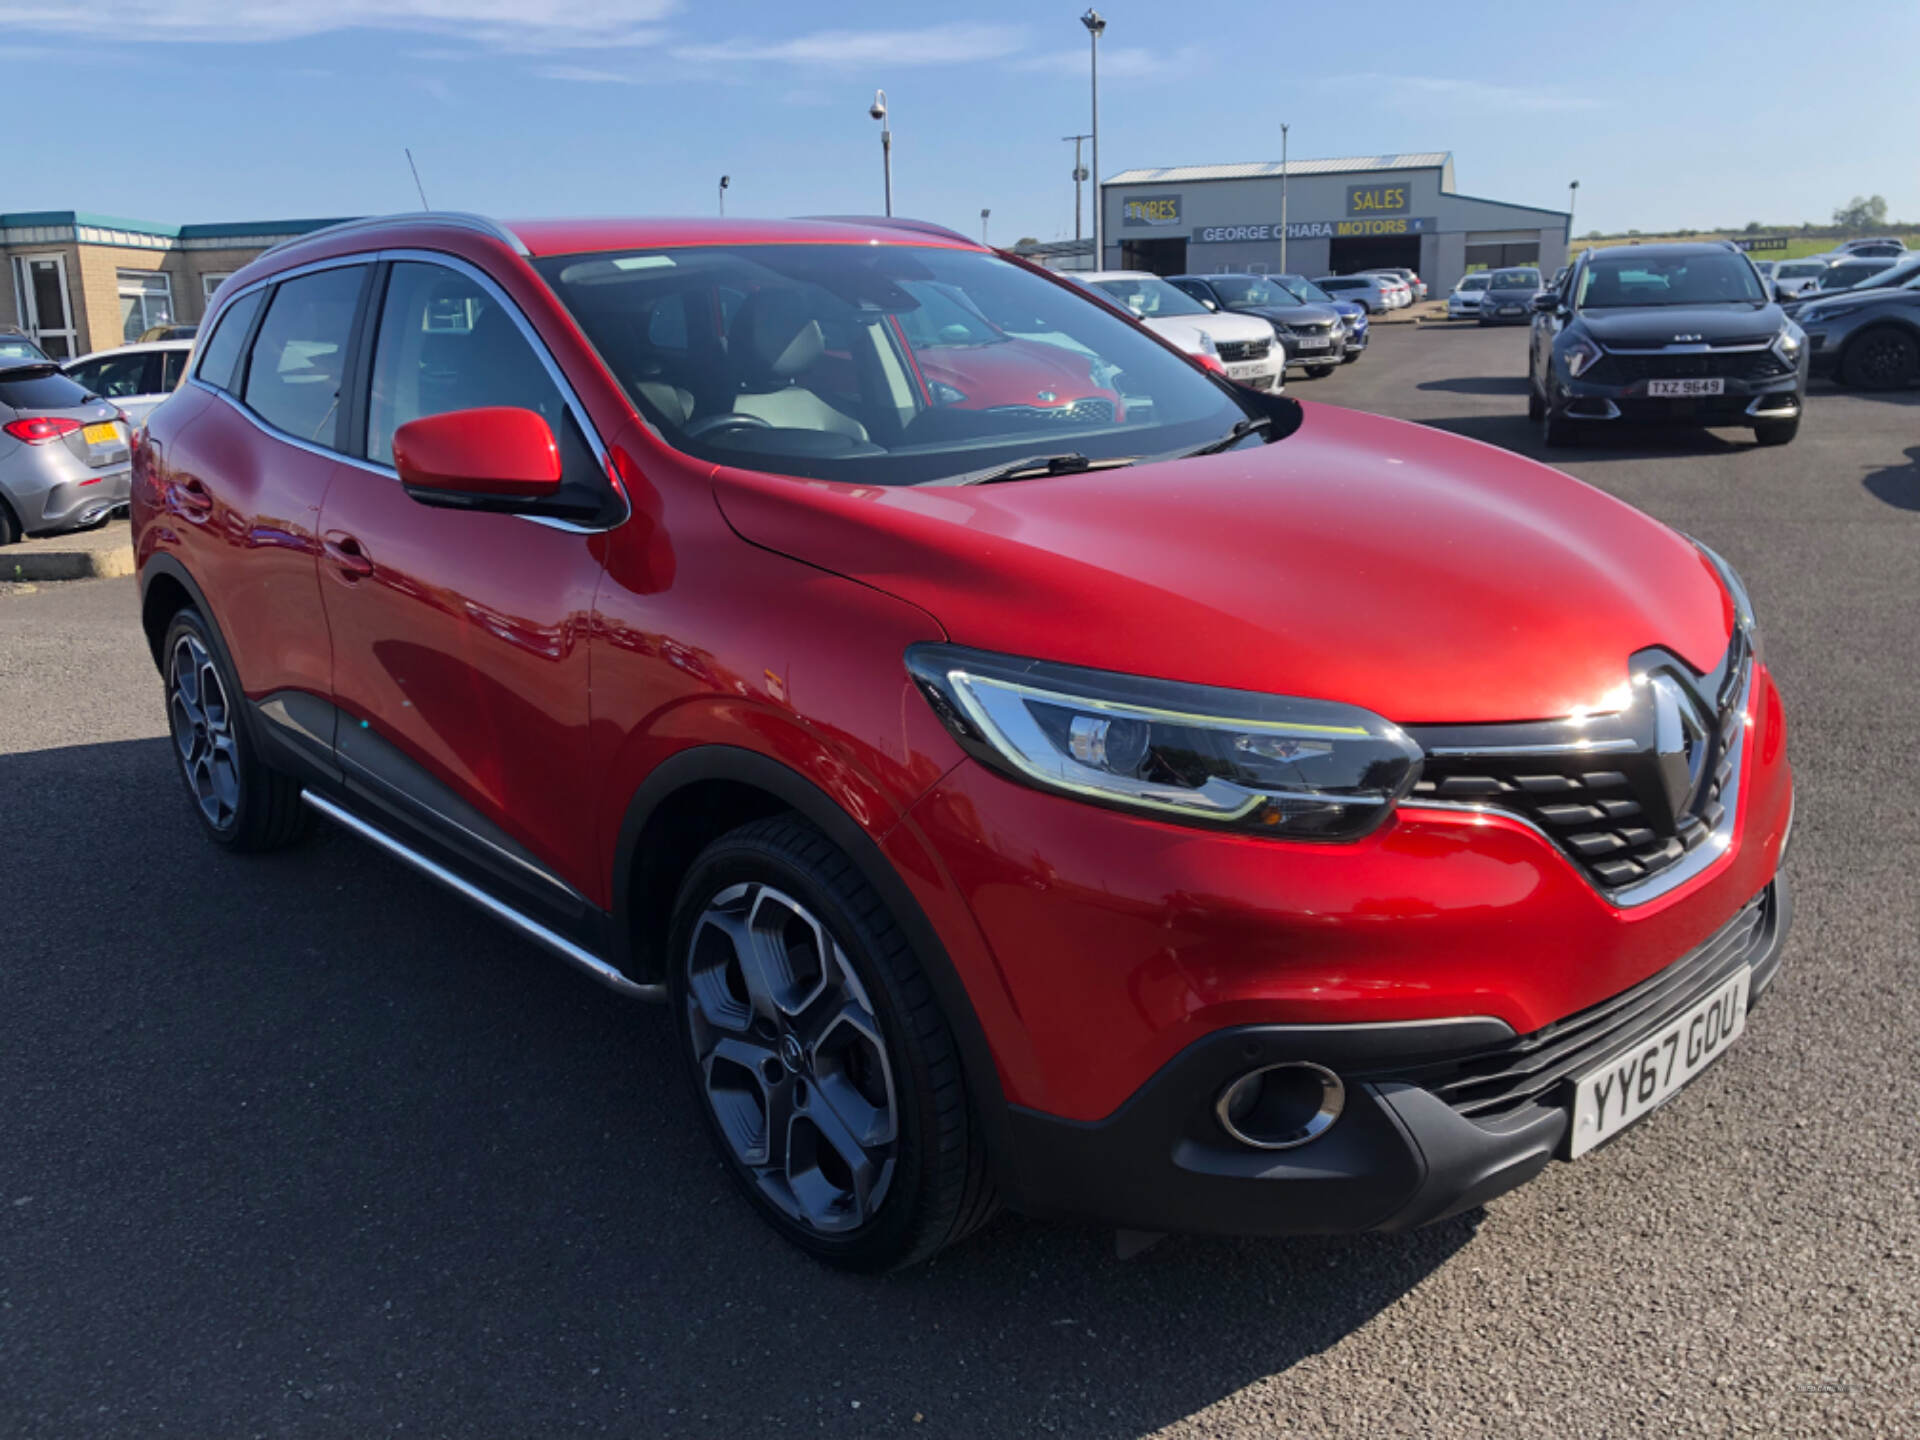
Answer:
1650, 673, 1710, 822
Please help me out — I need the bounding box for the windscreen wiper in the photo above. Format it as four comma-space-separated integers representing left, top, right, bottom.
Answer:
1183, 413, 1272, 456
939, 452, 1142, 487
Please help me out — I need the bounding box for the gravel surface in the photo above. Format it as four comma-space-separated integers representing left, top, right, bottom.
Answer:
2, 324, 1915, 1437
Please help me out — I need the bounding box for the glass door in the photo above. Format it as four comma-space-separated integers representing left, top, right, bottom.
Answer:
10, 253, 78, 359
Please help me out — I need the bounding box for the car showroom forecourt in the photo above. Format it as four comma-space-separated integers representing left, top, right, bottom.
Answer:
132, 211, 1792, 1270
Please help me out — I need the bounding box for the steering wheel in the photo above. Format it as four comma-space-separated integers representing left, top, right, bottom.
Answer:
685, 412, 774, 438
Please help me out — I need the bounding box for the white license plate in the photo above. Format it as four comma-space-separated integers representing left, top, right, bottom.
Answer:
1295, 336, 1331, 350
1647, 378, 1725, 397
1227, 362, 1266, 379
1569, 968, 1750, 1158
1499, 305, 1523, 316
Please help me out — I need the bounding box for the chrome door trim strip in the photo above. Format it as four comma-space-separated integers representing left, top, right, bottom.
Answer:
303, 791, 663, 1001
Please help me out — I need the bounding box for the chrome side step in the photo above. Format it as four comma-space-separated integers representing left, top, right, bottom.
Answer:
302, 791, 665, 1002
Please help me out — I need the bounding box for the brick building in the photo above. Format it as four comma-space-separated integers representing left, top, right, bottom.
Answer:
2, 212, 352, 360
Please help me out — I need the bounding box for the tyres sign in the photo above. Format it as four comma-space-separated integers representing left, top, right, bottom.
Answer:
1122, 195, 1183, 228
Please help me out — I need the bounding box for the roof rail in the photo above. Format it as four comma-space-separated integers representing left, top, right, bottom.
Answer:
798, 214, 979, 246
257, 210, 528, 261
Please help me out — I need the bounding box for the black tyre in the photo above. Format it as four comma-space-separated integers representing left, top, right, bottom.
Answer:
1527, 363, 1546, 422
669, 816, 996, 1271
162, 607, 308, 852
1340, 350, 1362, 365
1839, 326, 1920, 390
1541, 402, 1579, 448
0, 498, 19, 546
1753, 418, 1800, 447
1306, 365, 1336, 380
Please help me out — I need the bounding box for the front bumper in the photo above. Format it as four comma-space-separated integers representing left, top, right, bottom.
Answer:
998, 874, 1791, 1235
1554, 357, 1807, 425
1478, 304, 1532, 325
1281, 335, 1346, 367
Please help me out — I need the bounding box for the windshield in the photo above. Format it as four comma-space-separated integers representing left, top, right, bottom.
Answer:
0, 338, 49, 363
1819, 259, 1895, 290
1274, 275, 1335, 303
1777, 261, 1826, 279
1458, 274, 1491, 292
1575, 253, 1764, 308
536, 244, 1253, 487
1089, 275, 1210, 318
1206, 275, 1292, 307
1488, 269, 1541, 290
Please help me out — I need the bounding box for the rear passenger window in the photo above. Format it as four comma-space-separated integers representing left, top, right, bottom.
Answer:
193, 287, 263, 391
72, 351, 156, 398
161, 349, 188, 390
242, 265, 367, 447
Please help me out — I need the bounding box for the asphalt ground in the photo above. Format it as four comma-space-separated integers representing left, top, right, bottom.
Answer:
3, 322, 1916, 1438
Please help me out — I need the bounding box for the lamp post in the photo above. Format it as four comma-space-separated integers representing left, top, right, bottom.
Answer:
1279, 123, 1290, 275
718, 174, 729, 217
981, 208, 991, 245
870, 89, 892, 216
1568, 179, 1580, 257
1081, 10, 1106, 267
1063, 133, 1091, 247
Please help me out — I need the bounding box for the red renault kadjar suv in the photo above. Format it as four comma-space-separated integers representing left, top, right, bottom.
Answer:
131, 213, 1793, 1270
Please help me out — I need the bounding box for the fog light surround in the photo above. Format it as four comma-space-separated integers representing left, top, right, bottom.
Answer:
1215, 1062, 1346, 1150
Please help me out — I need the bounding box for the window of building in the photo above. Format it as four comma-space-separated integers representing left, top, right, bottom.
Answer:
201, 273, 235, 304
241, 265, 367, 447
118, 270, 175, 343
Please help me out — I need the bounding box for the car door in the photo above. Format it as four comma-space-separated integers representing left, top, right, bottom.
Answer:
151, 267, 365, 724
315, 255, 620, 934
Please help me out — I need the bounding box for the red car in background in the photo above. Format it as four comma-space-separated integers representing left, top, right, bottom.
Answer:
132, 212, 1792, 1270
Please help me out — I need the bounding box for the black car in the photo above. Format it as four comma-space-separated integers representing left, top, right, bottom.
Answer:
1478, 266, 1544, 325
1528, 242, 1808, 447
1167, 274, 1346, 378
1790, 270, 1920, 389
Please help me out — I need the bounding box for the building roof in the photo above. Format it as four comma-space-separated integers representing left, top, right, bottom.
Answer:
0, 211, 353, 240
1104, 153, 1453, 186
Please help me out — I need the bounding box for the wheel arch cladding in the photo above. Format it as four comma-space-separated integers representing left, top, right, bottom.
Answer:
139, 554, 214, 674
610, 744, 1013, 1168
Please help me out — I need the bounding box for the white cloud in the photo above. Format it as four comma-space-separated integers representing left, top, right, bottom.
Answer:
1011, 45, 1201, 80
673, 23, 1024, 67
0, 0, 677, 50
534, 63, 640, 84
1327, 73, 1602, 113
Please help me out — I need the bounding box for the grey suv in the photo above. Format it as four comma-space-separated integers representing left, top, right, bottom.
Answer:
0, 362, 132, 544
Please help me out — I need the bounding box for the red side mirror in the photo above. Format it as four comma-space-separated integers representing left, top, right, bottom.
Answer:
392, 407, 562, 505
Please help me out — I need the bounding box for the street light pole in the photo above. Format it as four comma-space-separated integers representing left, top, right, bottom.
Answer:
1063, 133, 1091, 247
1568, 179, 1580, 257
1081, 10, 1106, 267
870, 90, 892, 217
1280, 123, 1289, 275
718, 174, 729, 216
981, 208, 991, 245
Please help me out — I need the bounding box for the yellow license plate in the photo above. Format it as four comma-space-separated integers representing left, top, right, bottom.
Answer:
83, 422, 120, 445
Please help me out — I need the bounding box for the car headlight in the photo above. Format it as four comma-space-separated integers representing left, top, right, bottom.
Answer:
1196, 329, 1219, 356
906, 645, 1423, 839
1773, 321, 1805, 359
1564, 334, 1604, 378
1690, 541, 1764, 664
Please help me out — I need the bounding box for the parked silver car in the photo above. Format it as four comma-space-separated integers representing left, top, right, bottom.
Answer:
0, 361, 132, 544
63, 340, 193, 430
1312, 273, 1398, 314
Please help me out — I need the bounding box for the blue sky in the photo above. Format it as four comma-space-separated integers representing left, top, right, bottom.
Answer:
3, 0, 1915, 241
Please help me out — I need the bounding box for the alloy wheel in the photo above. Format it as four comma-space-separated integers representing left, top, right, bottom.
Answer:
1852, 330, 1918, 389
684, 882, 899, 1234
167, 632, 241, 831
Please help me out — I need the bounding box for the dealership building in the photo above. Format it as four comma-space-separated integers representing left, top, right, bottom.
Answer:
1094, 152, 1571, 292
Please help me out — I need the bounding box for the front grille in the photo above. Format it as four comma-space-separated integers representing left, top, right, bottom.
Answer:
1409, 642, 1750, 892
985, 398, 1117, 425
1285, 321, 1335, 338
1365, 887, 1773, 1123
1585, 349, 1794, 385
1214, 337, 1271, 363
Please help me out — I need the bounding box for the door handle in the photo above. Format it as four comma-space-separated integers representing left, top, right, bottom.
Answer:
176, 476, 213, 514
323, 530, 374, 579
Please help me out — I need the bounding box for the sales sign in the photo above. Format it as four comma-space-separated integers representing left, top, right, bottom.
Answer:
1735, 236, 1788, 252
1347, 184, 1410, 216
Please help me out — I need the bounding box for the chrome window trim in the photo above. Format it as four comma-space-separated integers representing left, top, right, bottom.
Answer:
191, 245, 630, 535
1403, 660, 1754, 910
